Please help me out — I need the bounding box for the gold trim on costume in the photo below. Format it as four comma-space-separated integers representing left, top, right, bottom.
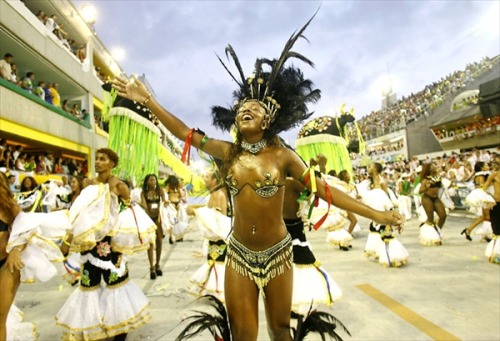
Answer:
226, 234, 292, 297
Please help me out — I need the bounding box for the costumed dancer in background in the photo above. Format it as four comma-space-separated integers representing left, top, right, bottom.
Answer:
462, 161, 495, 241
189, 167, 231, 301
60, 176, 85, 286
56, 148, 154, 341
308, 155, 353, 251
284, 177, 343, 316
15, 177, 43, 213
419, 161, 447, 246
1, 173, 68, 341
396, 172, 413, 221
360, 163, 408, 267
482, 165, 500, 264
113, 13, 403, 340
0, 173, 33, 341
164, 175, 189, 243
337, 170, 362, 236
141, 174, 167, 280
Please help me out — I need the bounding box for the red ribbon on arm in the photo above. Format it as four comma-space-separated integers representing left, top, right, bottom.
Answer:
181, 128, 195, 165
312, 179, 332, 231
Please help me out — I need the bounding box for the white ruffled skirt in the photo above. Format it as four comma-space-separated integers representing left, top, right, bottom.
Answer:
189, 261, 226, 302
291, 262, 343, 315
466, 188, 496, 209
326, 228, 353, 247
55, 280, 151, 340
378, 238, 409, 267
113, 203, 156, 255
6, 305, 36, 341
365, 230, 384, 259
485, 236, 500, 264
419, 222, 443, 246
475, 220, 493, 239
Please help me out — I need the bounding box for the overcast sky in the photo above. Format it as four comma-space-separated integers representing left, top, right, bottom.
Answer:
77, 0, 499, 145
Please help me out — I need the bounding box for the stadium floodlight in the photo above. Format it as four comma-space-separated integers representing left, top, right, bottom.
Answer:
80, 4, 97, 25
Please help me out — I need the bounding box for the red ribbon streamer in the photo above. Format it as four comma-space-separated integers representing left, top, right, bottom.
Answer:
312, 180, 332, 231
181, 128, 195, 165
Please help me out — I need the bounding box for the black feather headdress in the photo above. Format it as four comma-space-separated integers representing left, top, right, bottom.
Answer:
211, 11, 321, 138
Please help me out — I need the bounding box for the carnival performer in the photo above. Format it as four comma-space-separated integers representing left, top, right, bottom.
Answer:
360, 163, 408, 267
397, 172, 413, 221
482, 165, 500, 264
164, 175, 189, 243
1, 173, 66, 340
337, 169, 362, 236
284, 177, 343, 316
141, 174, 167, 280
462, 161, 495, 241
15, 176, 42, 213
0, 173, 24, 341
189, 167, 231, 301
56, 148, 153, 341
112, 16, 403, 340
419, 161, 447, 246
61, 176, 85, 286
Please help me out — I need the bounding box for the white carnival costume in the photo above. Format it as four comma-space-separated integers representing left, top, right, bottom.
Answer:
285, 216, 343, 315
359, 183, 408, 267
160, 201, 189, 239
188, 206, 231, 301
6, 210, 69, 340
6, 305, 36, 341
310, 175, 353, 249
55, 183, 155, 340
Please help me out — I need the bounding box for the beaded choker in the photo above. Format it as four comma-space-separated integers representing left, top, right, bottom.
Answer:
241, 140, 266, 154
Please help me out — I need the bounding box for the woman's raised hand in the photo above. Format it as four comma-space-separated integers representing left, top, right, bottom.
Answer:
112, 76, 150, 104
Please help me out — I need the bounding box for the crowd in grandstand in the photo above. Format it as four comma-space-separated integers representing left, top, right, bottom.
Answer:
0, 52, 86, 122
433, 116, 499, 141
35, 10, 87, 63
356, 56, 499, 141
0, 139, 88, 190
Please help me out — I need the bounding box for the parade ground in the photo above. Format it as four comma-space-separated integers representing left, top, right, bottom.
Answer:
15, 212, 500, 341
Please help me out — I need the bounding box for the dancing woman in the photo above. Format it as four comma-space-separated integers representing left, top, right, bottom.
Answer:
141, 174, 166, 279
113, 17, 403, 340
462, 161, 495, 241
164, 175, 188, 243
419, 161, 447, 245
0, 173, 22, 340
189, 167, 231, 301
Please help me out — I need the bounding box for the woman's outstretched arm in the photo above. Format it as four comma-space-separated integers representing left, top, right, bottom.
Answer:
284, 149, 404, 229
112, 76, 230, 160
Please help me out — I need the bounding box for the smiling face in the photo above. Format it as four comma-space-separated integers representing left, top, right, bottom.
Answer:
236, 100, 267, 134
202, 170, 217, 190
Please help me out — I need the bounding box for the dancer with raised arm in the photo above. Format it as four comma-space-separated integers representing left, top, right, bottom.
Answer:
113, 15, 403, 340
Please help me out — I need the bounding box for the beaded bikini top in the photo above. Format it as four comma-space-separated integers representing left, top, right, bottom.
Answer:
427, 176, 442, 188
225, 172, 284, 198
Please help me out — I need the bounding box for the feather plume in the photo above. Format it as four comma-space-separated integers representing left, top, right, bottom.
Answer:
292, 309, 351, 341
263, 9, 319, 98
225, 44, 247, 86
175, 295, 231, 341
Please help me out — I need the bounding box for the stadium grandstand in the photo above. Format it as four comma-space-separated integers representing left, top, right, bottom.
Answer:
349, 55, 500, 167
0, 0, 203, 191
